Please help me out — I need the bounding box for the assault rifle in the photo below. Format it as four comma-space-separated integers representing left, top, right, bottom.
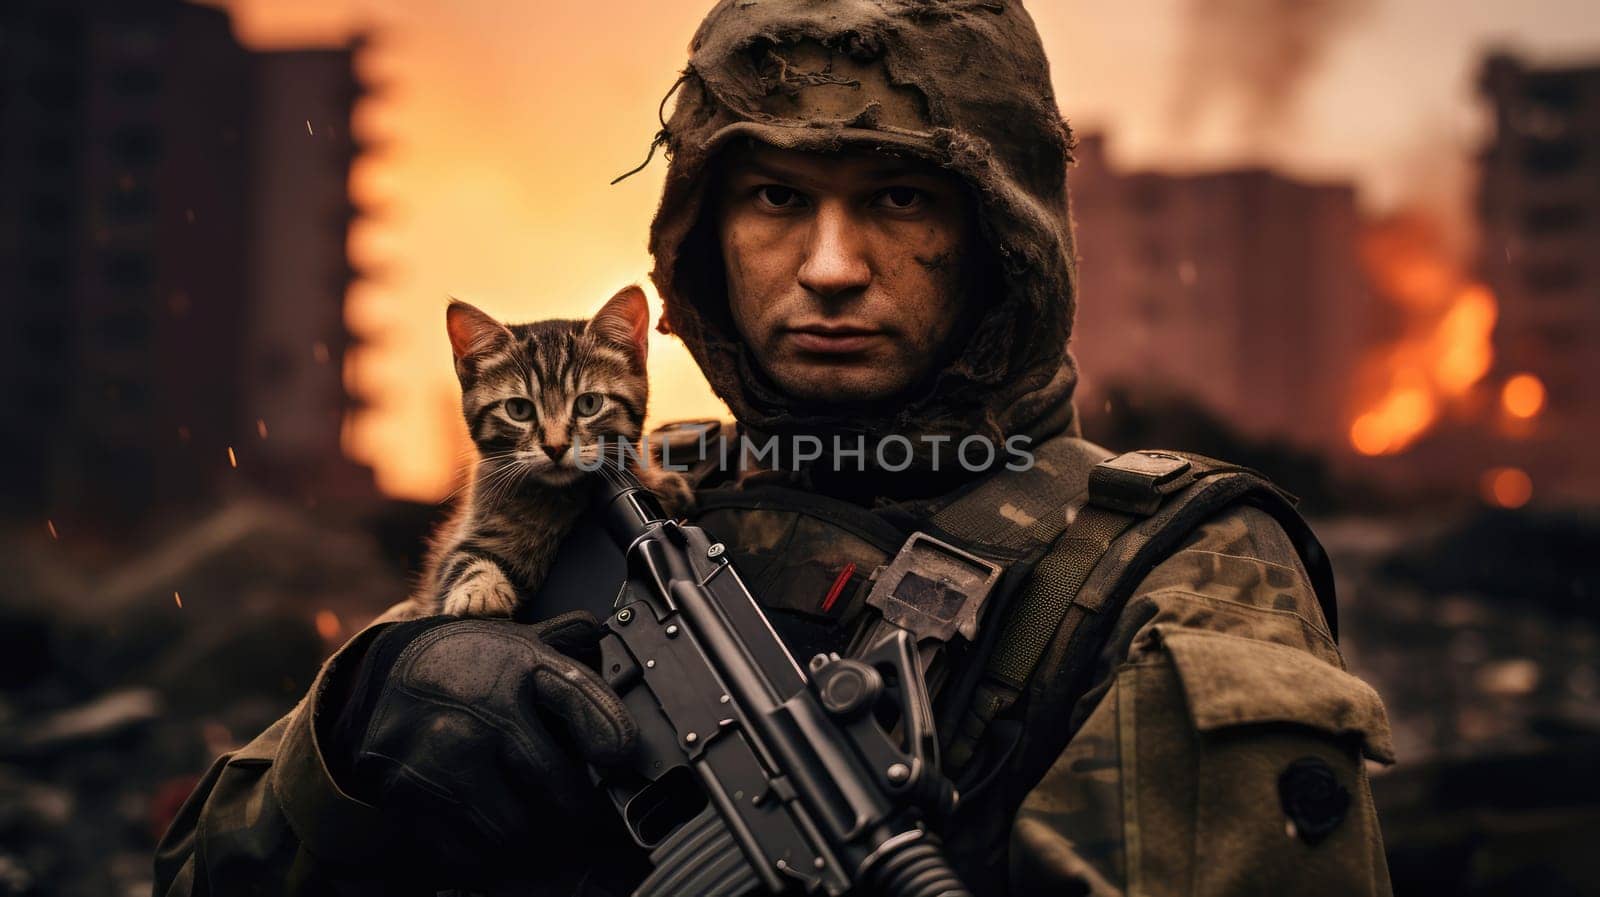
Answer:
586, 462, 971, 897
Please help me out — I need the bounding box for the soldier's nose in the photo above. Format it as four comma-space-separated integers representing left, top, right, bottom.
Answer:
542, 442, 569, 461
797, 203, 871, 300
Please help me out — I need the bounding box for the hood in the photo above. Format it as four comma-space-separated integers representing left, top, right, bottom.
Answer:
648, 0, 1080, 472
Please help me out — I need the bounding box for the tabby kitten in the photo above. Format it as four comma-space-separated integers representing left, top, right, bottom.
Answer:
413, 285, 690, 618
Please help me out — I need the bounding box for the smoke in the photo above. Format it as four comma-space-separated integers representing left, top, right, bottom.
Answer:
1171, 0, 1377, 142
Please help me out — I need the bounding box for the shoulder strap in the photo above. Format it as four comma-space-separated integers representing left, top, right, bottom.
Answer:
926, 433, 1112, 554
942, 449, 1337, 778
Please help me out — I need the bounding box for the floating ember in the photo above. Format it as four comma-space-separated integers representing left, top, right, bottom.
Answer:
1481, 467, 1533, 509
1500, 373, 1546, 420
315, 609, 343, 640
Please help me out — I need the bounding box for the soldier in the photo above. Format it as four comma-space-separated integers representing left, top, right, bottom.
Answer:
156, 1, 1395, 895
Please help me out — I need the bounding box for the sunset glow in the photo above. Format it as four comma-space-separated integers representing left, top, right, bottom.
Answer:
219, 1, 735, 499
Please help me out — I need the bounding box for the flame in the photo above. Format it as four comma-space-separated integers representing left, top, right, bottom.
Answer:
1350, 387, 1436, 457
1431, 286, 1496, 397
1349, 214, 1497, 456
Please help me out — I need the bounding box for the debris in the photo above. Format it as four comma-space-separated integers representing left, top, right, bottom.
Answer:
5, 689, 162, 756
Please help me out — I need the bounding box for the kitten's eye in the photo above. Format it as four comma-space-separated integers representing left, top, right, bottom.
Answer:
574, 392, 604, 417
875, 186, 926, 211
755, 185, 804, 210
504, 397, 535, 421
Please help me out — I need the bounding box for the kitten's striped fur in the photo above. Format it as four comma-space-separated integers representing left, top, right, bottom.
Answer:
409, 286, 689, 618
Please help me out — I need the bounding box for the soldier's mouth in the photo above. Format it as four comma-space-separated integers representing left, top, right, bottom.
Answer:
785, 324, 885, 354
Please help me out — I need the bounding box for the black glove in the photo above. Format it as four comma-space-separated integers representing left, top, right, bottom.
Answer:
323, 611, 638, 885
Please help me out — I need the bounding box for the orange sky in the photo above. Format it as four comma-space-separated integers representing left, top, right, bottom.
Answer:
213, 0, 1599, 500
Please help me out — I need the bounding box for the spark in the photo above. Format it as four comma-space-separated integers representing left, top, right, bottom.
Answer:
306, 119, 314, 136
227, 446, 238, 468
46, 519, 58, 540
174, 590, 183, 608
257, 418, 269, 439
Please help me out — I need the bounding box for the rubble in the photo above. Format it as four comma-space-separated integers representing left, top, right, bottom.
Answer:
0, 497, 412, 897
1, 689, 161, 759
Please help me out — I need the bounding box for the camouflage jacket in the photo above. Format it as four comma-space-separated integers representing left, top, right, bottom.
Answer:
154, 481, 1395, 896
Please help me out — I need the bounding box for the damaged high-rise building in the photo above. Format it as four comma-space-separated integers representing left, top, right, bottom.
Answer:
0, 0, 374, 524
1477, 51, 1600, 504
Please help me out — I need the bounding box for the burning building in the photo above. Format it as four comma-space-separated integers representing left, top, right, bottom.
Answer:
0, 0, 373, 524
1069, 133, 1380, 458
1477, 51, 1600, 505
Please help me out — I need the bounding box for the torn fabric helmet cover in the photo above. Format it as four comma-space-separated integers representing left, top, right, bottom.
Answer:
648, 0, 1080, 469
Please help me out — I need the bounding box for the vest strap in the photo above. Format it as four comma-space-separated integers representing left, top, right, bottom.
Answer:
942, 501, 1137, 773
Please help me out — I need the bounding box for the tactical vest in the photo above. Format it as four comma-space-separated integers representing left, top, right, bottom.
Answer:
537, 419, 1338, 888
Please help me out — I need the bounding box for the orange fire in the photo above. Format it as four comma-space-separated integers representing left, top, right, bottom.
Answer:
1349, 214, 1498, 456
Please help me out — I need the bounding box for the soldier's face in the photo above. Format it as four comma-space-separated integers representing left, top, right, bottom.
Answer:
716, 144, 972, 404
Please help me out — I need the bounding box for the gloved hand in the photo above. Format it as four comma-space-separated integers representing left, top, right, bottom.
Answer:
323, 611, 638, 885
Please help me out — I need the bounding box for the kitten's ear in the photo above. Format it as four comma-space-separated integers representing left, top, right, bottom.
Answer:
589, 285, 651, 367
446, 300, 512, 365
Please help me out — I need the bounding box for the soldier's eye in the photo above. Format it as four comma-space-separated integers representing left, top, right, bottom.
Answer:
876, 186, 926, 211
755, 185, 804, 209
574, 392, 604, 417
504, 398, 535, 421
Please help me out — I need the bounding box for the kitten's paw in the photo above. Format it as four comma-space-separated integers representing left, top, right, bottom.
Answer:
442, 560, 519, 617
637, 467, 696, 519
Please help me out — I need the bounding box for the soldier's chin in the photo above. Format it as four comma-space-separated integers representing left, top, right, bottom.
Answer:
770, 361, 913, 404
